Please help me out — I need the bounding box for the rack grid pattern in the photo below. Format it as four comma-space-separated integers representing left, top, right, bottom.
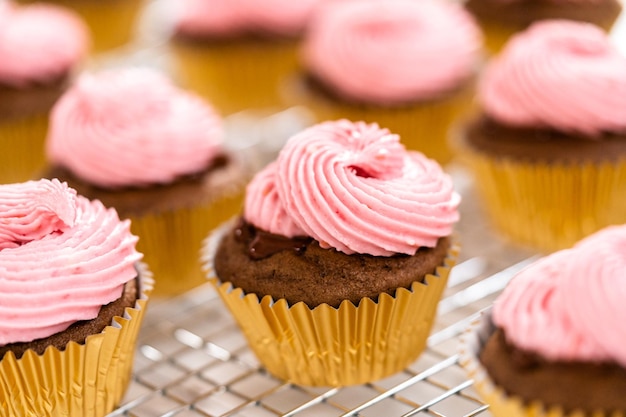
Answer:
108, 166, 538, 417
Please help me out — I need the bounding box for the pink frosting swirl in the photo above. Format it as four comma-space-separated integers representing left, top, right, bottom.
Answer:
46, 68, 224, 189
244, 120, 459, 256
244, 162, 306, 238
0, 179, 142, 345
480, 20, 626, 136
302, 0, 482, 104
0, 2, 88, 87
175, 0, 321, 38
493, 225, 626, 367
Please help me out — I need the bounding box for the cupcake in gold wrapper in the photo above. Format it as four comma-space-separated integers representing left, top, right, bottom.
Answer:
283, 0, 483, 165
202, 120, 461, 386
40, 68, 250, 296
459, 225, 626, 416
0, 2, 89, 184
169, 0, 322, 115
453, 20, 626, 253
464, 0, 623, 54
0, 179, 154, 416
15, 0, 144, 52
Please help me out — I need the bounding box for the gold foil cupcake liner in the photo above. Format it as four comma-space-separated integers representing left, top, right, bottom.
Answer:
202, 220, 458, 386
171, 38, 300, 115
459, 310, 624, 417
455, 145, 626, 252
0, 113, 49, 184
0, 263, 154, 417
132, 188, 244, 296
281, 74, 476, 165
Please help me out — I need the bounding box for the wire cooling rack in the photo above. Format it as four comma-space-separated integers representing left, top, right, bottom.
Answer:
107, 160, 539, 417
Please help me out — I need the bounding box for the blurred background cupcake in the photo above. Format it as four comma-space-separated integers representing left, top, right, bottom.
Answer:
203, 119, 460, 386
453, 20, 626, 252
169, 0, 322, 116
465, 0, 623, 53
14, 0, 146, 53
460, 224, 626, 417
284, 0, 483, 165
0, 178, 153, 416
0, 1, 88, 184
41, 67, 250, 296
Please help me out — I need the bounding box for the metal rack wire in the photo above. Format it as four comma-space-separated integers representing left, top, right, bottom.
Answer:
107, 162, 539, 417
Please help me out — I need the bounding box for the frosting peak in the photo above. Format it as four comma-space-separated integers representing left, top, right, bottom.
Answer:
245, 120, 460, 256
303, 0, 482, 104
480, 20, 626, 136
46, 68, 224, 189
0, 179, 76, 250
0, 2, 88, 87
494, 225, 626, 367
0, 179, 142, 345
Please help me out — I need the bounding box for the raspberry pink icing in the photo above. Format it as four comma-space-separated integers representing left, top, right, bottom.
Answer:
302, 0, 482, 104
46, 68, 224, 189
245, 120, 460, 256
493, 225, 626, 367
0, 2, 88, 88
480, 20, 626, 136
175, 0, 321, 38
0, 179, 142, 345
244, 162, 306, 238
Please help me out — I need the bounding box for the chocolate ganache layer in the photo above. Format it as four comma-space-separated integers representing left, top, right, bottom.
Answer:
214, 218, 451, 308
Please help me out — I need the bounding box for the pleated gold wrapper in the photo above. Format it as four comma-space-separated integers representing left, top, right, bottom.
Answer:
0, 114, 49, 184
459, 311, 624, 417
15, 0, 144, 52
170, 38, 300, 115
202, 221, 458, 386
131, 187, 244, 296
465, 154, 626, 252
0, 263, 154, 417
282, 75, 476, 166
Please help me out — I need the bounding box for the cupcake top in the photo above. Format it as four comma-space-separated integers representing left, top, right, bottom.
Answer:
302, 0, 482, 105
0, 179, 141, 345
0, 1, 88, 88
480, 20, 626, 136
244, 119, 460, 256
493, 224, 626, 367
46, 67, 224, 189
175, 0, 321, 38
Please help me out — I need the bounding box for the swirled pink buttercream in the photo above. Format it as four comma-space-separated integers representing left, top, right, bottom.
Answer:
302, 0, 482, 104
480, 20, 626, 136
248, 120, 460, 256
493, 225, 626, 367
0, 2, 88, 87
244, 162, 306, 238
0, 179, 142, 345
175, 0, 321, 38
46, 68, 224, 189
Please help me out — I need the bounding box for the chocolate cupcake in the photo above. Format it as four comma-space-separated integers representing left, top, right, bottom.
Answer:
0, 179, 153, 416
42, 68, 250, 296
284, 0, 483, 164
203, 119, 460, 386
169, 0, 322, 115
453, 20, 626, 252
0, 1, 88, 184
460, 224, 626, 416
